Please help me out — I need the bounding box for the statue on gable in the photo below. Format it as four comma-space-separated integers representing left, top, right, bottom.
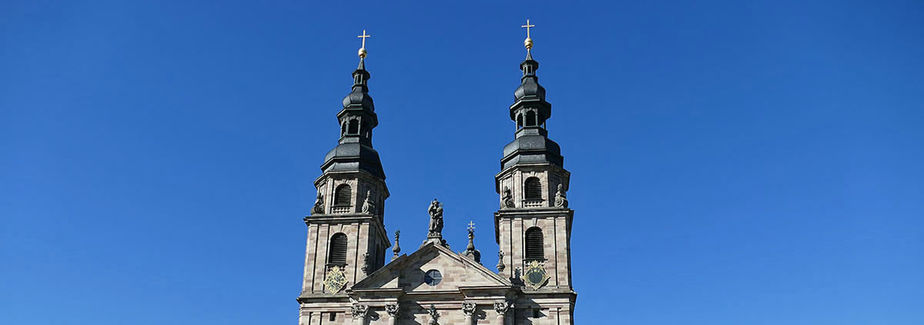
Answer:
423, 199, 448, 247
427, 199, 443, 237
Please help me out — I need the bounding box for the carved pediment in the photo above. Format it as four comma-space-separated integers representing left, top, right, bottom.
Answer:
351, 242, 511, 295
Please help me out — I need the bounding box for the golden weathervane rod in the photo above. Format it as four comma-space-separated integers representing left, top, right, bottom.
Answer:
357, 29, 370, 58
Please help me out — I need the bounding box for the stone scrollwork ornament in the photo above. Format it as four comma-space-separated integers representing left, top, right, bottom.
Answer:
323, 265, 347, 294
350, 303, 369, 319
493, 300, 512, 314
462, 302, 476, 316
385, 303, 399, 318
523, 260, 550, 289
554, 184, 568, 208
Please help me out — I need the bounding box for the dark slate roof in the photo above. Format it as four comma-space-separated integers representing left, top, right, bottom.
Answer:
501, 132, 563, 169
513, 54, 546, 102
341, 60, 375, 112
501, 53, 563, 170
321, 142, 385, 179
319, 58, 385, 180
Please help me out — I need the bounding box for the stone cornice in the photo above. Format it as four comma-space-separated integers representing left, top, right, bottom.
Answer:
296, 293, 350, 304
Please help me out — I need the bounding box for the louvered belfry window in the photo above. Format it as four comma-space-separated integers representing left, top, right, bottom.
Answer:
524, 177, 542, 200
334, 184, 351, 206
525, 227, 544, 261
328, 233, 348, 266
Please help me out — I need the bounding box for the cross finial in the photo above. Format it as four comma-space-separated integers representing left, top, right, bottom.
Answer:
521, 19, 535, 51
357, 29, 370, 58
467, 221, 475, 232
521, 19, 534, 38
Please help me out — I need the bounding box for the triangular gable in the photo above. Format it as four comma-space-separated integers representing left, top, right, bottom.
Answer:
351, 242, 510, 293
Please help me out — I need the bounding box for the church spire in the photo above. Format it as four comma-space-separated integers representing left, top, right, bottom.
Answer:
492, 21, 575, 296
299, 30, 391, 306
321, 29, 385, 179
501, 20, 562, 170
350, 30, 371, 94
513, 19, 547, 120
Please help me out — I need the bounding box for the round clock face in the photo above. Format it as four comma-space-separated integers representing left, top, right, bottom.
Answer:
424, 269, 442, 286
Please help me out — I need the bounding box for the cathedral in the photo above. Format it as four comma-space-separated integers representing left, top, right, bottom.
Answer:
297, 23, 576, 325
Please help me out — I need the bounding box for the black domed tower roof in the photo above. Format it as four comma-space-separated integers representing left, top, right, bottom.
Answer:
320, 57, 385, 180
513, 52, 547, 102
501, 51, 563, 170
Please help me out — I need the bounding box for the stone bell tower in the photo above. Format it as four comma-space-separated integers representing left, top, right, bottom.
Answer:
298, 30, 391, 324
494, 20, 576, 323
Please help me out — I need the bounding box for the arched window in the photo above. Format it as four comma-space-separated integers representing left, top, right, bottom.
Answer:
517, 114, 524, 129
334, 184, 351, 206
525, 227, 544, 261
328, 233, 348, 265
348, 119, 359, 134
526, 110, 537, 126
524, 177, 542, 200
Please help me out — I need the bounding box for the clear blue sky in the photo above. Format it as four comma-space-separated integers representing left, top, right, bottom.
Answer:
2, 1, 922, 324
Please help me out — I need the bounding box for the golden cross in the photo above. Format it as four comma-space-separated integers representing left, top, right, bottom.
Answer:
521, 19, 535, 39
358, 29, 371, 48
467, 221, 475, 231
357, 29, 370, 58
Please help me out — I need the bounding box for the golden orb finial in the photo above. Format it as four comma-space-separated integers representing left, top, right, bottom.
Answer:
521, 19, 535, 51
357, 29, 370, 58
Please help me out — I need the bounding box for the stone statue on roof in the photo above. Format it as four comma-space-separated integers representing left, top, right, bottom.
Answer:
427, 199, 443, 236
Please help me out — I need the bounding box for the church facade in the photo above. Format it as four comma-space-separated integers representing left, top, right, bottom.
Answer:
297, 28, 576, 325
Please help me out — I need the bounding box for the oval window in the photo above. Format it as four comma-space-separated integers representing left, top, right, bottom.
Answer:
423, 269, 442, 286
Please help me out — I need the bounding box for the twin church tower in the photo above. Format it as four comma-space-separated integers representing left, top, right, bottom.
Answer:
297, 22, 577, 325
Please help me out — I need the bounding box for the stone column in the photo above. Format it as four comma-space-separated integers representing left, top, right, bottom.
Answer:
385, 303, 399, 325
462, 302, 476, 325
494, 301, 512, 325
350, 304, 369, 325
